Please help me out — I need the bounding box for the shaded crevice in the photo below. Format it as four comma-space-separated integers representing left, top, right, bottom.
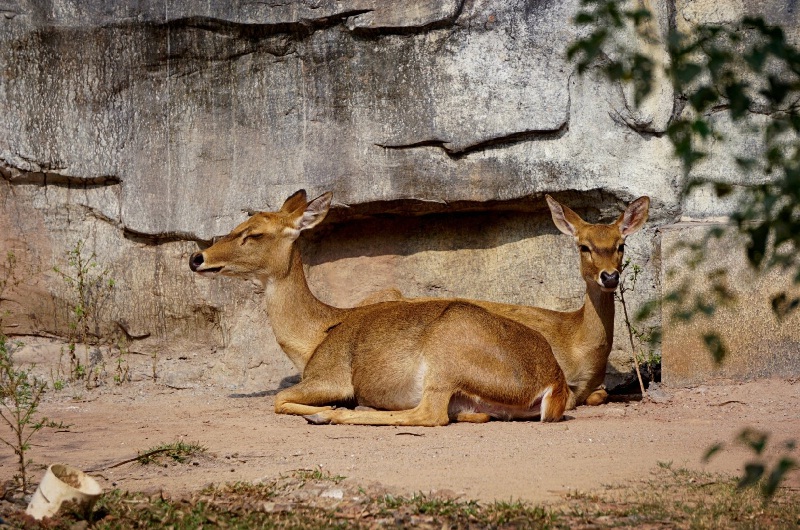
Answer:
319, 187, 623, 225
2, 172, 122, 188
1, 161, 121, 188
302, 188, 627, 264
77, 204, 121, 228
159, 45, 297, 77
609, 107, 666, 138
669, 95, 689, 126
134, 11, 371, 75
374, 123, 568, 160
156, 10, 374, 41
666, 0, 686, 131
55, 207, 213, 246
122, 227, 212, 247
0, 168, 207, 246
591, 48, 668, 138
347, 0, 466, 37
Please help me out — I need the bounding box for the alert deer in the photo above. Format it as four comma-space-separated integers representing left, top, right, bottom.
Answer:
189, 190, 568, 426
369, 195, 651, 409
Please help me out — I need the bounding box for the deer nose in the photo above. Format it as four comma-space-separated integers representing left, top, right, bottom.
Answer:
600, 271, 620, 289
189, 252, 204, 272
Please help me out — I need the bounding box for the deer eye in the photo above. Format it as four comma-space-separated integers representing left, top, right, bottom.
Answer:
618, 244, 625, 253
579, 245, 591, 253
240, 232, 265, 245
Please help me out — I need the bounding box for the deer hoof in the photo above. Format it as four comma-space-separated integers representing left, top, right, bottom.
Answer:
304, 412, 333, 425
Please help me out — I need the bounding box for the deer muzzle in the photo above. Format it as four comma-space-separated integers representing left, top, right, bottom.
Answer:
599, 270, 620, 290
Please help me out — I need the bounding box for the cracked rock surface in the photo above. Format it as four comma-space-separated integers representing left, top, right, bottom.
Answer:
1, 0, 798, 389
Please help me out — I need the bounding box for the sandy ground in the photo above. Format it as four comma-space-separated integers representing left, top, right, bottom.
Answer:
3, 373, 798, 505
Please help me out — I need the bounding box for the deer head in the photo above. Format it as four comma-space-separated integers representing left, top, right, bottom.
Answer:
546, 195, 650, 292
189, 190, 332, 283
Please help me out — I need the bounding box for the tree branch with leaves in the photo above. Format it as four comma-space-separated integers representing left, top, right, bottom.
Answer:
568, 0, 799, 499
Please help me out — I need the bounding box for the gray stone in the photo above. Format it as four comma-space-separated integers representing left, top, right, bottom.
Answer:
646, 382, 671, 403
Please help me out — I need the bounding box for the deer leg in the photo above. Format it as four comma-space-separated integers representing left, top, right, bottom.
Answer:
585, 388, 608, 406
274, 377, 354, 417
306, 404, 491, 425
305, 390, 452, 426
455, 412, 491, 423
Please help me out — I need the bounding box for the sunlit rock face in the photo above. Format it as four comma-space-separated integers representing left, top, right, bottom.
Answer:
1, 1, 795, 390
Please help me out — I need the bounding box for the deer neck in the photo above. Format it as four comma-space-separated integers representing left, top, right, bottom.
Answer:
564, 283, 616, 398
580, 284, 616, 351
262, 247, 345, 373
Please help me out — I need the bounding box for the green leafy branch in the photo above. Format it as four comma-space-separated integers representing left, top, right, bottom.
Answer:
570, 1, 800, 332
570, 0, 799, 500
704, 429, 797, 499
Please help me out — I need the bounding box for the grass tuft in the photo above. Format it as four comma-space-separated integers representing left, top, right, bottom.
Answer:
136, 440, 207, 466
293, 468, 346, 484
2, 465, 798, 528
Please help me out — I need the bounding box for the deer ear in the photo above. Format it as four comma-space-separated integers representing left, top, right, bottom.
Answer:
546, 195, 584, 237
280, 189, 308, 213
617, 196, 650, 236
293, 192, 332, 232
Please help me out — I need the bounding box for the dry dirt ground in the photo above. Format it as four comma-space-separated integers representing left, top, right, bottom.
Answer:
2, 363, 798, 506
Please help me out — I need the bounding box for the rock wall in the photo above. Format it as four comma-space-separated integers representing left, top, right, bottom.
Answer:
1, 0, 797, 391
661, 225, 800, 386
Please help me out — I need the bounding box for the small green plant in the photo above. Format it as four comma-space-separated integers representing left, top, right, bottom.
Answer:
73, 354, 86, 378
485, 500, 551, 527
89, 362, 104, 388
292, 468, 346, 484
615, 259, 661, 395
375, 493, 553, 526
151, 351, 158, 382
377, 493, 481, 518
136, 440, 207, 466
54, 239, 115, 388
48, 347, 67, 392
0, 336, 54, 492
113, 338, 131, 385
0, 250, 68, 492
